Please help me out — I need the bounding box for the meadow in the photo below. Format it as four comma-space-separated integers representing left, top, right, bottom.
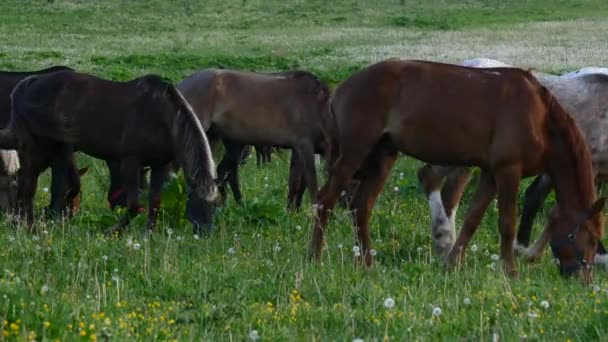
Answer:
1, 0, 608, 340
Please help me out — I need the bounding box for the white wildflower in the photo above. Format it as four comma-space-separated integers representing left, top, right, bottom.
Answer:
540, 300, 550, 309
384, 297, 395, 309
527, 311, 539, 318
249, 329, 260, 340
393, 186, 399, 192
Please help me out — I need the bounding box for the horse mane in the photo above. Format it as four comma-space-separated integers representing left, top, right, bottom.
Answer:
543, 86, 602, 235
164, 83, 218, 201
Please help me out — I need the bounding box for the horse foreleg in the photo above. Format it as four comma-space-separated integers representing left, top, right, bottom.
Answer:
223, 140, 245, 204
146, 164, 170, 231
516, 174, 552, 250
295, 143, 318, 209
105, 158, 141, 237
106, 160, 127, 209
64, 154, 82, 216
287, 151, 304, 209
447, 171, 496, 267
47, 147, 73, 217
349, 146, 397, 266
494, 165, 522, 277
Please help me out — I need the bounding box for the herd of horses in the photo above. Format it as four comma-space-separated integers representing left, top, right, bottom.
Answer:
1, 57, 607, 283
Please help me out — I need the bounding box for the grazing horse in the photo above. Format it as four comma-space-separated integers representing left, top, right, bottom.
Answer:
1, 70, 218, 234
418, 58, 608, 266
310, 59, 604, 280
0, 66, 85, 215
178, 69, 330, 209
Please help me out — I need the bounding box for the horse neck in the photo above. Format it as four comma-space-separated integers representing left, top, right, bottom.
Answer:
545, 97, 596, 215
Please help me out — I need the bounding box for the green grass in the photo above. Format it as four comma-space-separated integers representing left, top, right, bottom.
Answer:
1, 1, 608, 341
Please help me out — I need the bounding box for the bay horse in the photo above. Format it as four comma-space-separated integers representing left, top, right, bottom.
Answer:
418, 58, 608, 266
310, 59, 605, 280
0, 66, 86, 216
177, 69, 330, 209
1, 70, 218, 234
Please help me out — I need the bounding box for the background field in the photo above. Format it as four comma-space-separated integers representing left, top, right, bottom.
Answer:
1, 1, 608, 341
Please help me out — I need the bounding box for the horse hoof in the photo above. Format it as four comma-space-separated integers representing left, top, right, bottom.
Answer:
506, 269, 519, 278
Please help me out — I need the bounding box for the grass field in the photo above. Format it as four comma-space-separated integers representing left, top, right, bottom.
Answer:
1, 1, 608, 341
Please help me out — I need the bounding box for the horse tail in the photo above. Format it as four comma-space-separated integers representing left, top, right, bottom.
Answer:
543, 86, 597, 209
324, 92, 341, 174
165, 84, 218, 201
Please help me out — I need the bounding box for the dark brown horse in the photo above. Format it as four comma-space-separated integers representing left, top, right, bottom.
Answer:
178, 69, 330, 209
310, 59, 604, 280
0, 66, 85, 215
1, 70, 217, 234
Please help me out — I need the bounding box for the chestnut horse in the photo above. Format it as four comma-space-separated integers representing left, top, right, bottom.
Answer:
418, 58, 608, 266
1, 70, 217, 234
178, 69, 330, 209
0, 66, 86, 215
310, 59, 604, 279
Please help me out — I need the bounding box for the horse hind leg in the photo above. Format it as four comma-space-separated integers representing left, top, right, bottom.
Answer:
349, 144, 398, 266
446, 170, 496, 267
309, 148, 375, 261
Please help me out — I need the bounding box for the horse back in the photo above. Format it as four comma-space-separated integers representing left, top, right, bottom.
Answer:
332, 60, 549, 169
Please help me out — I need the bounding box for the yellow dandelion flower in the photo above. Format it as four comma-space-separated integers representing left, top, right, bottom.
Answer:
9, 323, 18, 332
2, 330, 9, 338
43, 321, 51, 328
90, 333, 97, 341
80, 330, 87, 336
168, 319, 176, 325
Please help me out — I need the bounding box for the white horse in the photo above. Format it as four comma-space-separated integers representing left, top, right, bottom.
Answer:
421, 58, 608, 267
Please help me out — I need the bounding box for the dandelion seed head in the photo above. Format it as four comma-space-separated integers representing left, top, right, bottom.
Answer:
102, 255, 108, 262
370, 249, 377, 257
133, 243, 141, 251
432, 307, 442, 317
471, 244, 478, 252
491, 254, 499, 261
228, 247, 236, 255
463, 297, 471, 306
384, 297, 395, 309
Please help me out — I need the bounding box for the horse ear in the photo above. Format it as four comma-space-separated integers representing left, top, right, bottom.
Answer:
78, 166, 90, 176
587, 197, 606, 218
